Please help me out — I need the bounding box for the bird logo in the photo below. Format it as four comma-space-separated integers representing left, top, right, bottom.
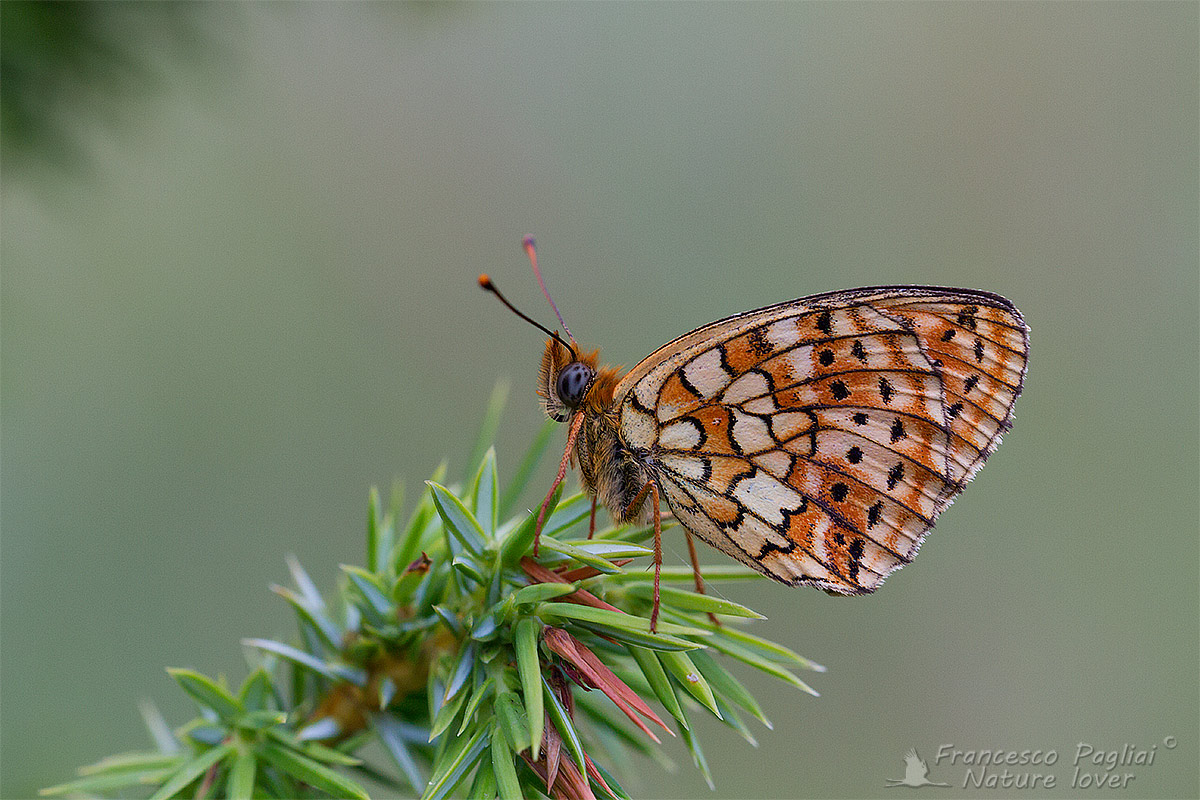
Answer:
885, 748, 950, 788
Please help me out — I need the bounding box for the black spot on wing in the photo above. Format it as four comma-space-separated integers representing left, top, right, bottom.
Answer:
879, 377, 894, 404
748, 326, 774, 357
867, 501, 883, 528
847, 537, 865, 584
851, 339, 867, 361
830, 380, 850, 401
886, 462, 905, 490
816, 310, 833, 334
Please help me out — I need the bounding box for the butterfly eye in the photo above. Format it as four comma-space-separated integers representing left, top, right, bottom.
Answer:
555, 362, 595, 408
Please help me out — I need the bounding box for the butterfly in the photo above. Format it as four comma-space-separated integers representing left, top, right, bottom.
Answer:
482, 237, 1029, 631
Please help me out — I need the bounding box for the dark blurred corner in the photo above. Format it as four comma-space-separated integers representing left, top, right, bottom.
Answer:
0, 1, 231, 183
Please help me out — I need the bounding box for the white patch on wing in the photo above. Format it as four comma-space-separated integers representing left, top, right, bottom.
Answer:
659, 418, 703, 450
730, 410, 773, 454
766, 318, 801, 350
731, 470, 805, 527
633, 378, 663, 421
742, 395, 777, 415
727, 515, 793, 551
620, 397, 658, 450
659, 453, 708, 482
682, 348, 729, 399
752, 450, 792, 479
721, 370, 770, 405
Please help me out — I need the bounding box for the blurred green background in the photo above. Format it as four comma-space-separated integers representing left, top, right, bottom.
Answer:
2, 3, 1196, 798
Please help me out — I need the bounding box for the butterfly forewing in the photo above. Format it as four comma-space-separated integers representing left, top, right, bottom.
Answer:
615, 286, 1028, 594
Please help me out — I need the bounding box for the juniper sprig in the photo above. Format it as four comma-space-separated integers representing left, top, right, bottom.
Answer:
42, 386, 824, 799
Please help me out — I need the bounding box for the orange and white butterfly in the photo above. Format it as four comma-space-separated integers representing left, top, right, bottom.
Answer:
482, 237, 1029, 630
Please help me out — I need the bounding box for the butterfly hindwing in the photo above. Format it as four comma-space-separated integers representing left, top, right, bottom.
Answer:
615, 286, 1029, 594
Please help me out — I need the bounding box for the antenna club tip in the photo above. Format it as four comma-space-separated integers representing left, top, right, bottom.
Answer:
522, 234, 536, 249
478, 273, 492, 288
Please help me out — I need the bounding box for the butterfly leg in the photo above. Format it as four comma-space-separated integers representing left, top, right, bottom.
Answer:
619, 479, 664, 632
649, 482, 662, 633
535, 411, 586, 557
587, 496, 597, 539
683, 528, 722, 628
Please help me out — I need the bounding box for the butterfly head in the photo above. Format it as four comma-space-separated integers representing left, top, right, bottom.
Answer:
539, 337, 600, 422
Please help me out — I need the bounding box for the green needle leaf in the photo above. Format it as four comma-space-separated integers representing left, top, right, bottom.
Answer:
688, 649, 771, 728
458, 675, 495, 735
542, 675, 587, 775
421, 724, 490, 800
493, 691, 530, 754
41, 762, 180, 797
429, 679, 470, 740
659, 650, 721, 718
227, 748, 256, 800
147, 743, 234, 800
342, 564, 393, 618
514, 618, 543, 757
428, 481, 487, 555
537, 536, 624, 573
705, 636, 820, 696
678, 710, 715, 791
498, 483, 561, 566
490, 721, 522, 800
374, 713, 427, 791
510, 581, 577, 606
166, 668, 242, 721
237, 667, 275, 713
367, 485, 382, 573
624, 584, 765, 618
391, 462, 444, 572
556, 539, 654, 559
470, 446, 499, 537
257, 741, 369, 800
536, 602, 710, 638
76, 752, 180, 775
241, 638, 367, 686
572, 620, 702, 652
600, 564, 763, 584
264, 728, 362, 766
628, 646, 687, 730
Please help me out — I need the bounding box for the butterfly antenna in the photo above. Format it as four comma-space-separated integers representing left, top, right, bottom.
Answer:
522, 235, 577, 348
478, 273, 578, 361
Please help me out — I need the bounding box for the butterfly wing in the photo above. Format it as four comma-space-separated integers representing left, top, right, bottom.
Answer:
614, 286, 1029, 593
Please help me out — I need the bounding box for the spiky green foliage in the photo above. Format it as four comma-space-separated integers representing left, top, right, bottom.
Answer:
43, 386, 825, 799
